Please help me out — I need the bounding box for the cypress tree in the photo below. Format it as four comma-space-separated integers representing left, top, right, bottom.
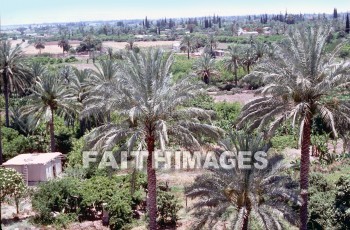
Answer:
346, 14, 350, 34
333, 8, 338, 19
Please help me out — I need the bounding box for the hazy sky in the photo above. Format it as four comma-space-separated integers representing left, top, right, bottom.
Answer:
1, 0, 349, 25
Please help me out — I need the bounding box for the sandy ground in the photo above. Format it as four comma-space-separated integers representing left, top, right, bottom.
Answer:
8, 40, 177, 55
212, 90, 257, 105
103, 41, 175, 51
8, 40, 229, 55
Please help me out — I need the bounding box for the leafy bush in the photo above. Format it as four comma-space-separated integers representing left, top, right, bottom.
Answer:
67, 138, 85, 167
1, 127, 31, 161
171, 55, 195, 81
65, 56, 78, 63
271, 135, 298, 151
53, 213, 78, 229
157, 190, 181, 226
107, 193, 133, 230
308, 173, 350, 229
0, 168, 27, 214
334, 175, 350, 228
214, 102, 241, 131
32, 177, 81, 224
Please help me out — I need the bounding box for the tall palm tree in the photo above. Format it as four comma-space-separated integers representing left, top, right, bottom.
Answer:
34, 39, 45, 54
86, 59, 120, 123
85, 48, 224, 229
193, 53, 217, 84
58, 38, 71, 55
206, 34, 218, 55
71, 68, 92, 135
180, 34, 194, 59
223, 44, 242, 85
0, 41, 30, 127
185, 132, 300, 230
21, 73, 81, 151
235, 25, 350, 230
239, 45, 257, 74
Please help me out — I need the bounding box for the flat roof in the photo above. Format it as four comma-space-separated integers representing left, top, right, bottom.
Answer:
3, 152, 62, 166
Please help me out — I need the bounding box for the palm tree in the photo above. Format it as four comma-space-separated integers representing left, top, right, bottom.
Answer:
235, 25, 350, 230
180, 34, 194, 59
106, 47, 114, 60
185, 132, 300, 230
239, 45, 256, 74
0, 41, 30, 127
28, 62, 47, 79
251, 40, 268, 61
71, 68, 92, 135
58, 38, 71, 55
86, 59, 120, 123
21, 73, 80, 151
85, 48, 224, 229
193, 53, 217, 84
223, 44, 242, 85
206, 34, 218, 55
34, 39, 45, 54
125, 38, 136, 51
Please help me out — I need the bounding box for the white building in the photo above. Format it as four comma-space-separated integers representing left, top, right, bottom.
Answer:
238, 28, 259, 36
3, 152, 63, 185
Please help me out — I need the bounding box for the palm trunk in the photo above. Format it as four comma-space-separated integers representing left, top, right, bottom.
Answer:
2, 71, 10, 127
146, 135, 157, 230
247, 64, 250, 74
234, 61, 238, 86
0, 115, 3, 165
50, 109, 55, 152
242, 208, 251, 230
187, 44, 190, 59
300, 113, 312, 230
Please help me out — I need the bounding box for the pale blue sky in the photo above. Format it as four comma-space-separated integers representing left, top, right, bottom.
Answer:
1, 0, 349, 25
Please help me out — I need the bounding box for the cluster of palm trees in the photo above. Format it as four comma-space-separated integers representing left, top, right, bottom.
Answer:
0, 42, 224, 229
183, 34, 271, 85
186, 25, 350, 230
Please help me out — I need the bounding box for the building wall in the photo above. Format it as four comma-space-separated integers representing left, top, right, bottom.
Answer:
3, 158, 62, 185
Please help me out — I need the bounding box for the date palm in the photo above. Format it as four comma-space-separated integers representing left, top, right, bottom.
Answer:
206, 34, 218, 55
235, 25, 350, 230
34, 39, 45, 54
223, 44, 242, 85
193, 53, 217, 84
21, 73, 81, 151
86, 59, 120, 123
180, 34, 194, 59
58, 38, 70, 55
71, 68, 92, 135
0, 41, 30, 127
239, 45, 256, 74
185, 132, 300, 230
85, 48, 224, 229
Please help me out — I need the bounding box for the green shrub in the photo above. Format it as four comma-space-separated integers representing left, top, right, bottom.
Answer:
1, 127, 31, 161
107, 193, 133, 230
185, 93, 215, 110
31, 177, 81, 224
271, 135, 298, 151
334, 175, 350, 228
53, 213, 78, 229
0, 168, 27, 214
67, 138, 85, 167
157, 190, 182, 226
214, 102, 241, 131
171, 55, 195, 81
65, 56, 78, 63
